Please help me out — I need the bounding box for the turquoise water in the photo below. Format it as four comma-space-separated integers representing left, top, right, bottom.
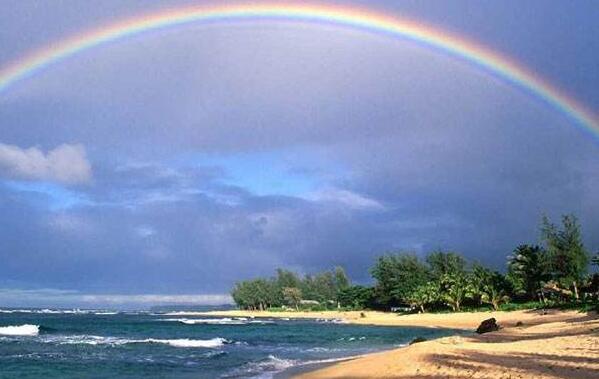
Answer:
0, 309, 459, 378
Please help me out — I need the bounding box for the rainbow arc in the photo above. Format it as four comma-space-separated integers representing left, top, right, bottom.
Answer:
0, 3, 596, 134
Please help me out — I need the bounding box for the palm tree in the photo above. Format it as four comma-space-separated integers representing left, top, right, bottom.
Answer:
440, 273, 471, 312
481, 287, 509, 311
469, 264, 494, 305
480, 273, 511, 311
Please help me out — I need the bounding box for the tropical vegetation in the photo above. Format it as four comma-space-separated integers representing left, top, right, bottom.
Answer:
231, 214, 598, 312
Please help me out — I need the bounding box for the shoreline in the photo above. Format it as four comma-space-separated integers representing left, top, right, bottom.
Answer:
185, 309, 598, 378
177, 308, 586, 329
294, 310, 599, 379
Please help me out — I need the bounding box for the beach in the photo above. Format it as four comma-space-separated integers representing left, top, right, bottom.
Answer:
198, 309, 599, 378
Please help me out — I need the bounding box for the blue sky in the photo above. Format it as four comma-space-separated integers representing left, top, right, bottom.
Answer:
0, 0, 597, 308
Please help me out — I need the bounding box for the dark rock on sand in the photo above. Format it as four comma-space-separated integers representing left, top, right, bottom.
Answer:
476, 318, 500, 334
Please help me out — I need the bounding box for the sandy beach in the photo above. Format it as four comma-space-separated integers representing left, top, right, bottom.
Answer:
197, 309, 599, 378
191, 308, 589, 329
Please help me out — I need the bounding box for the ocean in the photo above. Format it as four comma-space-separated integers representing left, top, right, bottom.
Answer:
0, 309, 459, 378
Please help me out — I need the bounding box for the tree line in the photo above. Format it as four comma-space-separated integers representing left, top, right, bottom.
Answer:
231, 267, 350, 311
231, 214, 599, 312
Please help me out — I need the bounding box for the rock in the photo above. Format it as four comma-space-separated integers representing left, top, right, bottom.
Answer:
360, 312, 366, 318
515, 321, 524, 327
476, 317, 500, 334
409, 337, 427, 345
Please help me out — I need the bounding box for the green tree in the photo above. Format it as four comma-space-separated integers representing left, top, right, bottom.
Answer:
469, 263, 494, 305
480, 272, 511, 311
370, 253, 430, 306
507, 244, 549, 301
282, 287, 302, 311
426, 251, 467, 280
541, 214, 589, 298
314, 271, 337, 304
440, 272, 471, 312
408, 281, 440, 313
275, 269, 301, 290
253, 278, 277, 310
231, 278, 279, 310
338, 285, 374, 309
333, 266, 351, 307
334, 266, 350, 291
231, 281, 254, 310
592, 252, 599, 267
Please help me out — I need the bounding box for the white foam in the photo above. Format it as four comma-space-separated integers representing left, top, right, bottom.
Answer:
316, 318, 346, 324
0, 308, 90, 315
159, 317, 273, 325
0, 324, 40, 336
0, 309, 32, 314
237, 355, 298, 378
145, 337, 228, 348
235, 354, 360, 379
41, 334, 229, 348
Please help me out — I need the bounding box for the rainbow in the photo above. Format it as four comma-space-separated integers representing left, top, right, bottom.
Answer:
0, 2, 597, 134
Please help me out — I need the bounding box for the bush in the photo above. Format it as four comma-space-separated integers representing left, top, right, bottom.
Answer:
499, 301, 544, 311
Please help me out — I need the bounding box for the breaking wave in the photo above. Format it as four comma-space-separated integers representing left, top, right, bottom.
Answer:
37, 335, 230, 348
160, 317, 274, 325
0, 324, 40, 336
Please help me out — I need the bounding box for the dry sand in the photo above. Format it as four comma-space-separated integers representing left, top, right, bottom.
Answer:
197, 309, 599, 378
192, 308, 589, 329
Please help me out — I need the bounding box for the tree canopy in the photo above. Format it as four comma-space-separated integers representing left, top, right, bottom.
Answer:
231, 213, 596, 312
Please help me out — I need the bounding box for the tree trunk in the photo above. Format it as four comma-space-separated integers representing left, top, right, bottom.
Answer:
573, 281, 579, 300
538, 287, 546, 305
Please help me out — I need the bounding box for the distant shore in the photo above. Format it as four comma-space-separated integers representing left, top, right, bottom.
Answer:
185, 309, 599, 378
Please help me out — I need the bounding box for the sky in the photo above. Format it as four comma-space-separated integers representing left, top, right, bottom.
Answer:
0, 1, 597, 309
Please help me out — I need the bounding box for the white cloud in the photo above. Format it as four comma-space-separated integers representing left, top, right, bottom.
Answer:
306, 187, 385, 210
0, 143, 92, 184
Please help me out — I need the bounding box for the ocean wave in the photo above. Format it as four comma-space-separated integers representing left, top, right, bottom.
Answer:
0, 324, 40, 336
229, 354, 361, 379
159, 317, 273, 325
0, 309, 32, 314
38, 334, 230, 348
145, 338, 228, 348
316, 318, 346, 324
0, 309, 91, 315
228, 355, 298, 378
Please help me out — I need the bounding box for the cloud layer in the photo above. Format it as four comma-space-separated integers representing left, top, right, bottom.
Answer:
0, 1, 597, 307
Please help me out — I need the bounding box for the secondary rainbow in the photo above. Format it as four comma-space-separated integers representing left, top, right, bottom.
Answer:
0, 2, 597, 134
